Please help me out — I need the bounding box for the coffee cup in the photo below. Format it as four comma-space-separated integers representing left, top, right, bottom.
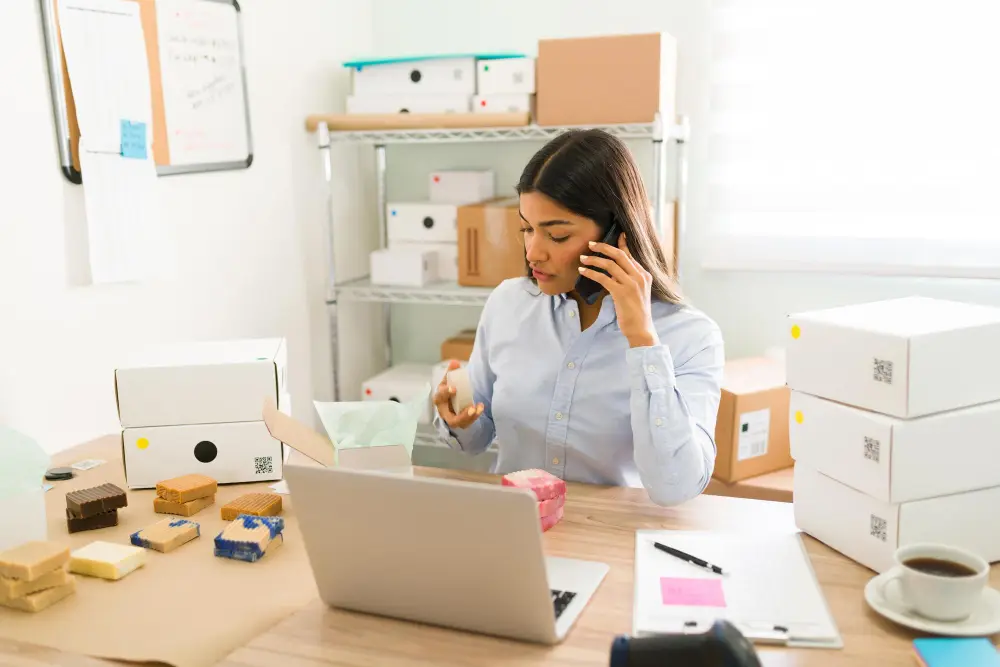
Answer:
878, 543, 989, 622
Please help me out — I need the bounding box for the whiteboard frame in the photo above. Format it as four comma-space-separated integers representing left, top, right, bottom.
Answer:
38, 0, 254, 182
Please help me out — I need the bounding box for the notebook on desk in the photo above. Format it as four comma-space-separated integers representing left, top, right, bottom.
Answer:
633, 530, 842, 649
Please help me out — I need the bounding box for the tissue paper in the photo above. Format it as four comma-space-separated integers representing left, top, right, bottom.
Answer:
0, 427, 51, 551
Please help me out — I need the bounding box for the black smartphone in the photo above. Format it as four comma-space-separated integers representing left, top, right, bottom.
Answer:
575, 223, 621, 305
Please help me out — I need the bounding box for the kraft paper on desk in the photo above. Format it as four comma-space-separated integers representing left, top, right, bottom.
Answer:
0, 426, 51, 551
313, 384, 430, 464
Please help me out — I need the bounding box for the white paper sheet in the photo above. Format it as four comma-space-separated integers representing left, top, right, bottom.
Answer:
156, 0, 249, 165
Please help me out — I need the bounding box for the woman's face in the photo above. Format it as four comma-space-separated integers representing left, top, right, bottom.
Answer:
518, 191, 603, 296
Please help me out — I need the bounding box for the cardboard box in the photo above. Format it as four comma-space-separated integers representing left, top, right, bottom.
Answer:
362, 363, 434, 425
115, 338, 286, 428
121, 420, 284, 489
713, 356, 791, 483
794, 465, 1000, 574
350, 57, 476, 95
790, 390, 1000, 504
370, 247, 436, 287
457, 198, 525, 287
429, 170, 495, 205
389, 241, 457, 282
473, 93, 534, 115
786, 296, 1000, 418
476, 57, 535, 94
345, 93, 471, 115
441, 330, 476, 361
535, 32, 677, 126
387, 202, 458, 244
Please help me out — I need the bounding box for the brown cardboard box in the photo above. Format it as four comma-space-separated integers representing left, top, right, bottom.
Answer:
536, 32, 677, 126
713, 356, 792, 483
458, 198, 526, 287
441, 329, 476, 361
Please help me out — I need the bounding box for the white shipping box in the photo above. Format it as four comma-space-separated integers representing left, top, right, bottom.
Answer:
786, 296, 1000, 418
429, 170, 495, 205
350, 57, 476, 95
476, 57, 535, 94
791, 390, 1000, 504
794, 465, 1000, 574
370, 248, 436, 287
389, 241, 458, 282
345, 93, 471, 114
387, 202, 458, 243
473, 93, 533, 115
363, 363, 434, 425
122, 420, 284, 489
115, 338, 286, 428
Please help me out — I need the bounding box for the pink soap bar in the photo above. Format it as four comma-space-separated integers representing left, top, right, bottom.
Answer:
502, 469, 567, 501
540, 507, 564, 532
538, 495, 565, 518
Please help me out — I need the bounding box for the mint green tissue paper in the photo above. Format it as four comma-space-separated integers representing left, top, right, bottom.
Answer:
0, 425, 50, 500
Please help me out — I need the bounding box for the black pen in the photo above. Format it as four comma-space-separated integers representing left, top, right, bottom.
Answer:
654, 541, 726, 575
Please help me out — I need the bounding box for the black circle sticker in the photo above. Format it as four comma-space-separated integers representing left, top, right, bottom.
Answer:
410, 69, 422, 83
194, 440, 218, 463
422, 216, 434, 229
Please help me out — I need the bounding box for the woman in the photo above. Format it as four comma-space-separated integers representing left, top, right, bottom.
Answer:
433, 129, 724, 507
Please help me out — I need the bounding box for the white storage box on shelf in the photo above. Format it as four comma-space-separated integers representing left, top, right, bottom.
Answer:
348, 56, 476, 95
370, 247, 437, 287
387, 202, 459, 244
428, 170, 495, 205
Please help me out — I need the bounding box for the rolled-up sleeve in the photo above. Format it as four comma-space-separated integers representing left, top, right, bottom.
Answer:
627, 327, 725, 507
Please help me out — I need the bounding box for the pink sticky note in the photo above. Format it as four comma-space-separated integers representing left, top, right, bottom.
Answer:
660, 577, 727, 607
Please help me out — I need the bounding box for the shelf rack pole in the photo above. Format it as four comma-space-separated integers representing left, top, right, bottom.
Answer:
375, 143, 391, 369
651, 113, 667, 243
673, 115, 690, 280
318, 120, 342, 402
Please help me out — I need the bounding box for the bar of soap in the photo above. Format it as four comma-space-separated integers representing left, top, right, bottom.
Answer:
502, 469, 567, 501
0, 566, 69, 600
66, 483, 127, 518
131, 518, 200, 553
156, 474, 218, 503
220, 493, 282, 521
538, 494, 565, 518
66, 508, 118, 534
0, 577, 76, 613
0, 541, 69, 581
70, 541, 146, 580
154, 494, 215, 517
214, 514, 284, 562
540, 506, 564, 532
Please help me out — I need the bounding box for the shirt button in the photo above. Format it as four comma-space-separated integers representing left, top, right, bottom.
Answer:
647, 365, 657, 373
555, 412, 564, 420
567, 361, 575, 369
568, 310, 576, 318
655, 418, 663, 427
552, 457, 560, 465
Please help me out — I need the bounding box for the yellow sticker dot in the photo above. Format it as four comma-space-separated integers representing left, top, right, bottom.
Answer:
791, 325, 801, 339
136, 437, 149, 450
795, 411, 804, 424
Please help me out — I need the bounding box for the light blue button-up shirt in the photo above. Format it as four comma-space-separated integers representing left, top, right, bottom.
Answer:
434, 277, 726, 506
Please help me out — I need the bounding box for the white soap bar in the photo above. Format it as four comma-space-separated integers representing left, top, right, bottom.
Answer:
447, 367, 474, 414
70, 541, 146, 581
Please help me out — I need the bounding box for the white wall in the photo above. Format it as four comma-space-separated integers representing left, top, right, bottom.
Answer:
0, 0, 378, 453
372, 0, 1000, 366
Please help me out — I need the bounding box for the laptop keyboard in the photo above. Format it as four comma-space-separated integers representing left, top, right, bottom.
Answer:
551, 589, 577, 618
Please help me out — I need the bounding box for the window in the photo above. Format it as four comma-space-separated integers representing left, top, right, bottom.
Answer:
702, 0, 1000, 277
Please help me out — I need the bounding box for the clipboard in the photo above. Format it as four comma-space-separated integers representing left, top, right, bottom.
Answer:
632, 529, 843, 649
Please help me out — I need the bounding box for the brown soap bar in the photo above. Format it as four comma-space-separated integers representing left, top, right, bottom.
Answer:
0, 566, 69, 601
0, 541, 69, 582
66, 483, 127, 519
154, 494, 215, 517
0, 577, 76, 613
156, 474, 218, 503
220, 493, 282, 521
66, 508, 119, 534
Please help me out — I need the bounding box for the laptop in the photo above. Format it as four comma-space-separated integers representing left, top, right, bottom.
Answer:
284, 464, 609, 645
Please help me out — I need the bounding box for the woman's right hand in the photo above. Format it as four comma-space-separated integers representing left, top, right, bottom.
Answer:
433, 359, 484, 429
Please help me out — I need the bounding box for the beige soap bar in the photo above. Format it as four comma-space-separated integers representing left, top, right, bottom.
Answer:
130, 518, 199, 553
0, 566, 70, 600
0, 578, 76, 613
70, 541, 146, 581
156, 474, 218, 503
154, 494, 215, 517
0, 541, 69, 581
220, 493, 282, 521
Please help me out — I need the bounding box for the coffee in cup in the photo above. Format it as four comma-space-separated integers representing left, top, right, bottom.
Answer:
879, 543, 989, 622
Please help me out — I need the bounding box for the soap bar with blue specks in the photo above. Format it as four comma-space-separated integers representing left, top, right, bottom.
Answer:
130, 518, 200, 553
214, 514, 284, 563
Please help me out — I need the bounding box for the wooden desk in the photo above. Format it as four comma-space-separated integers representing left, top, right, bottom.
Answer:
704, 466, 795, 503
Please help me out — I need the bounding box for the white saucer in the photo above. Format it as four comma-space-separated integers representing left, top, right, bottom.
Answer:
864, 572, 1000, 636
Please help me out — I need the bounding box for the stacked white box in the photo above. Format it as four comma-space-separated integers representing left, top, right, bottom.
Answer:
114, 338, 289, 489
474, 57, 536, 119
788, 296, 1000, 573
362, 363, 435, 425
345, 56, 476, 116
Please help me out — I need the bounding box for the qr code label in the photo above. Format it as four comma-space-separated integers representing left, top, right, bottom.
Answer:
870, 514, 888, 542
254, 456, 273, 476
873, 358, 893, 384
864, 437, 880, 462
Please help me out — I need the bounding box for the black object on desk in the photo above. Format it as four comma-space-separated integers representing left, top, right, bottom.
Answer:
654, 541, 726, 576
609, 620, 762, 667
45, 467, 75, 481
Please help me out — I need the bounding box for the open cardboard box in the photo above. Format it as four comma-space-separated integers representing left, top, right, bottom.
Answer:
261, 397, 413, 475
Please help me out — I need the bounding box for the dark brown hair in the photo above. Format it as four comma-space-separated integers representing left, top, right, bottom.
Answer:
515, 129, 683, 304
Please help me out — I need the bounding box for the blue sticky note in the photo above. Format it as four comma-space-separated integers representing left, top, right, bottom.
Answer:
120, 120, 147, 159
913, 638, 1000, 667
